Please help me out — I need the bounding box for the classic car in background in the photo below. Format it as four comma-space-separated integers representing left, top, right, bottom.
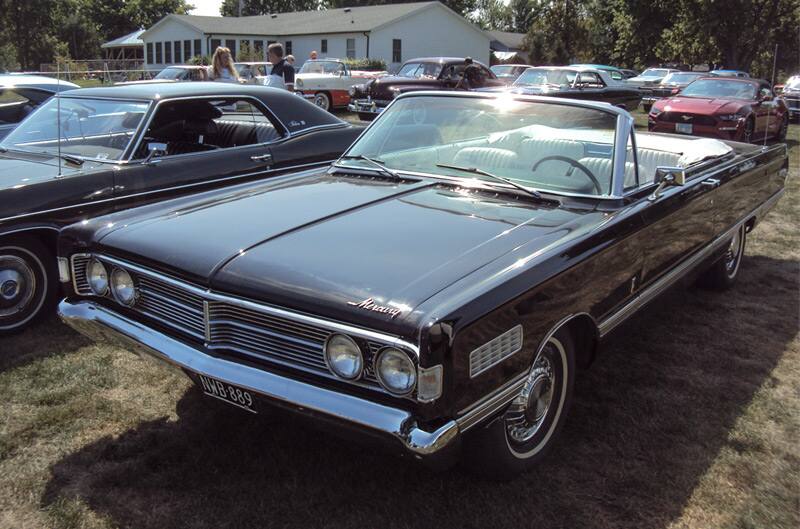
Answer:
649, 77, 789, 142
779, 75, 800, 120
710, 70, 750, 78
294, 59, 386, 111
58, 92, 788, 479
0, 83, 362, 334
235, 62, 274, 85
639, 71, 705, 111
0, 75, 79, 140
480, 66, 642, 111
569, 64, 627, 81
116, 65, 209, 85
626, 67, 681, 87
490, 64, 532, 85
348, 57, 503, 120
619, 68, 639, 79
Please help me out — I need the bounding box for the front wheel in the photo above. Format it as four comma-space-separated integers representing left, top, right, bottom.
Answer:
698, 224, 746, 290
0, 238, 58, 335
463, 329, 576, 480
313, 92, 331, 112
742, 116, 755, 143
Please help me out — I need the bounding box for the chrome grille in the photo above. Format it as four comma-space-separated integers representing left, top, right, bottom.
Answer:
469, 325, 524, 378
70, 254, 92, 295
135, 275, 206, 340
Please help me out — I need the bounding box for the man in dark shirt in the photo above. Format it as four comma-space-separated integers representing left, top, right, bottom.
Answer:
267, 42, 295, 91
456, 57, 483, 90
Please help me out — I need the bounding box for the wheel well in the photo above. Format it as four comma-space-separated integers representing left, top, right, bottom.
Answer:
562, 314, 599, 369
0, 228, 58, 250
745, 216, 757, 233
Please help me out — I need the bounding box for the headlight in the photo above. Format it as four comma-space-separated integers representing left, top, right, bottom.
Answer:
110, 267, 136, 306
324, 334, 364, 380
349, 86, 356, 96
716, 114, 740, 121
375, 347, 416, 395
649, 108, 662, 117
295, 78, 303, 88
86, 258, 109, 295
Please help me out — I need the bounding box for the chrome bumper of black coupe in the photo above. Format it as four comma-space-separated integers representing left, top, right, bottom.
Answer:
58, 300, 461, 463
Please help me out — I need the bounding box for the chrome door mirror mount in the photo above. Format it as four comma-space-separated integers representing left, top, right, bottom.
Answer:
649, 166, 686, 201
143, 142, 167, 165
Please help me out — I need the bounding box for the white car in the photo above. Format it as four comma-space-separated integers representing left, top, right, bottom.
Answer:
295, 59, 385, 111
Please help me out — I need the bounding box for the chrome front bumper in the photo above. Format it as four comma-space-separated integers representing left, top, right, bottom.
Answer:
58, 300, 461, 463
347, 99, 384, 116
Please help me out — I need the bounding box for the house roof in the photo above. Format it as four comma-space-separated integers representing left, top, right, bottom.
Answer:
488, 30, 526, 50
144, 2, 481, 38
101, 29, 145, 49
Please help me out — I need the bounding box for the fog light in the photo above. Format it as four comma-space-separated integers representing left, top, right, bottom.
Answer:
324, 334, 364, 380
111, 267, 136, 306
86, 258, 108, 295
57, 257, 70, 283
376, 347, 416, 395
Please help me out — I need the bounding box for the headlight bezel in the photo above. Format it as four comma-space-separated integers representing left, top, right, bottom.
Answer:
110, 267, 137, 306
375, 346, 417, 396
86, 258, 109, 296
324, 333, 365, 381
716, 113, 741, 122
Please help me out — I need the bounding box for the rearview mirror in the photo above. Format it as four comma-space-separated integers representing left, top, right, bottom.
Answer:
649, 166, 686, 200
144, 142, 167, 165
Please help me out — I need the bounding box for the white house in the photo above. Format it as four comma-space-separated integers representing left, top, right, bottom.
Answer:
139, 2, 491, 71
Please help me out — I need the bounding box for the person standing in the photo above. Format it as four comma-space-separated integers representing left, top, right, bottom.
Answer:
207, 46, 240, 83
267, 42, 295, 91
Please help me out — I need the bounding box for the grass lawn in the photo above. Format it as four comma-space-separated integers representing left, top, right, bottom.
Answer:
0, 113, 797, 529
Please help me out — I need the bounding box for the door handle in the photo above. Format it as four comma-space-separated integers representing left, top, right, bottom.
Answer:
700, 178, 720, 189
250, 153, 272, 163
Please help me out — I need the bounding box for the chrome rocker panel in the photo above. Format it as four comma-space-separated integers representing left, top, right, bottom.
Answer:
58, 300, 460, 462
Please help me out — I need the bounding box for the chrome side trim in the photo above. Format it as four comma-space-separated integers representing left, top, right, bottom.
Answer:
98, 254, 420, 356
598, 188, 785, 337
456, 372, 527, 432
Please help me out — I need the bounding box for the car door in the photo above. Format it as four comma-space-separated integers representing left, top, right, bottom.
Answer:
113, 96, 285, 210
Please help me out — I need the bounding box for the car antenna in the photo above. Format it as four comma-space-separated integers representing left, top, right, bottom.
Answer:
763, 43, 778, 148
56, 58, 62, 177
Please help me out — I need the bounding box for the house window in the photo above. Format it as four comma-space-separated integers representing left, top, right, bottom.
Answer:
174, 41, 181, 63
392, 39, 401, 63
321, 39, 327, 53
164, 41, 172, 63
146, 42, 153, 64
254, 40, 264, 59
241, 39, 250, 56
155, 42, 162, 63
285, 41, 292, 55
210, 38, 221, 53
225, 39, 236, 58
346, 38, 355, 59
184, 40, 191, 61
194, 39, 201, 56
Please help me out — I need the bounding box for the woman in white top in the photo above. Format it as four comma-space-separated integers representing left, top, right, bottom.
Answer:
207, 47, 240, 83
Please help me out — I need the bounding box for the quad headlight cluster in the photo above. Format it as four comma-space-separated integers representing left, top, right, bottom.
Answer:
85, 258, 138, 307
324, 333, 418, 396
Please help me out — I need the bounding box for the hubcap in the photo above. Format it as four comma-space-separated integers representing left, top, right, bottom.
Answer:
315, 94, 329, 110
506, 351, 555, 444
0, 255, 36, 317
724, 229, 742, 275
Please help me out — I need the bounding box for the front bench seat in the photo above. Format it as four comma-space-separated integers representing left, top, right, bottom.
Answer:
453, 147, 519, 171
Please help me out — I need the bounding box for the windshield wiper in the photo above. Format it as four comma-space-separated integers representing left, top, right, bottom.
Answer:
436, 163, 544, 201
51, 152, 84, 166
338, 154, 401, 180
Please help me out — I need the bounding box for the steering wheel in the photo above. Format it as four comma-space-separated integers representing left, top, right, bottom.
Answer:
532, 155, 602, 194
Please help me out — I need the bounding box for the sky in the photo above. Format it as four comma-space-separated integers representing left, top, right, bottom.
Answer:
190, 0, 224, 16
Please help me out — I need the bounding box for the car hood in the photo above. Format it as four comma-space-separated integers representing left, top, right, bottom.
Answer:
0, 151, 86, 192
94, 171, 597, 333
657, 96, 747, 114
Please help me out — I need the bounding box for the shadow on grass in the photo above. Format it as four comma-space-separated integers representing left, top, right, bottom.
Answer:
0, 315, 91, 373
40, 254, 798, 529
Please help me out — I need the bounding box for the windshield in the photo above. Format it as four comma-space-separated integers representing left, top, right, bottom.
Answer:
661, 72, 702, 84
0, 97, 149, 160
340, 95, 618, 197
786, 77, 800, 90
681, 79, 756, 100
397, 62, 442, 79
492, 65, 524, 76
640, 69, 670, 77
299, 61, 345, 75
514, 68, 577, 87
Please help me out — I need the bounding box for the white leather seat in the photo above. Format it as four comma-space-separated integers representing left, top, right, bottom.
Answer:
578, 157, 641, 191
635, 148, 681, 184
453, 147, 520, 171
521, 138, 586, 178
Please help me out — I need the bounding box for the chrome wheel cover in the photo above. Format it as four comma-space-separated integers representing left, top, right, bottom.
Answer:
506, 350, 556, 444
314, 93, 330, 110
0, 254, 36, 319
724, 228, 742, 276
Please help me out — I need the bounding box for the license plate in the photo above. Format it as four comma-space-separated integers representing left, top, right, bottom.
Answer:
197, 374, 257, 413
675, 123, 693, 134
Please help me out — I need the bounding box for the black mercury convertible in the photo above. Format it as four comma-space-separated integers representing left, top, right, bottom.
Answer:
0, 83, 361, 333
57, 92, 788, 479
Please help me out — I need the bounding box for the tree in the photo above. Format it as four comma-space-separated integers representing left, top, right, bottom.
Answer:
221, 0, 319, 16
319, 0, 478, 18
471, 0, 512, 30
524, 0, 590, 65
509, 0, 535, 33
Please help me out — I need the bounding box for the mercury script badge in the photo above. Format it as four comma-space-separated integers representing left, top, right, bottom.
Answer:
347, 298, 402, 319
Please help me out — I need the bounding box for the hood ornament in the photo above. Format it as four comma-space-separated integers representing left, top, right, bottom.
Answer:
347, 297, 402, 319
681, 114, 693, 121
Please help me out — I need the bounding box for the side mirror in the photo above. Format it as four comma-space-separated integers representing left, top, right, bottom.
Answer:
649, 166, 686, 201
144, 142, 167, 165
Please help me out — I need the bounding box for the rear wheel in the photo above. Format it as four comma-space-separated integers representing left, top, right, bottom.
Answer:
463, 329, 576, 480
0, 238, 57, 335
698, 224, 746, 290
313, 92, 331, 111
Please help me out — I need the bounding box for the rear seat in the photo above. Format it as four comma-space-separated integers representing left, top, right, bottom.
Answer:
213, 120, 281, 147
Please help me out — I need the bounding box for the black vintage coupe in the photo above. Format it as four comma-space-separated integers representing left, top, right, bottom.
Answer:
58, 92, 788, 479
348, 57, 504, 120
0, 83, 361, 333
479, 66, 642, 111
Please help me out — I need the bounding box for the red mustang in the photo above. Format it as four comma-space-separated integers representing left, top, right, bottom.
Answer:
648, 77, 789, 143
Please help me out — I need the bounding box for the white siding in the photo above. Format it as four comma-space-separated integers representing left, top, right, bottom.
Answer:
370, 5, 490, 68
142, 20, 203, 70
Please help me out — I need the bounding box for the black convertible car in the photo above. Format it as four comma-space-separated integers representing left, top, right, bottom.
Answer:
58, 92, 787, 478
0, 83, 361, 333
